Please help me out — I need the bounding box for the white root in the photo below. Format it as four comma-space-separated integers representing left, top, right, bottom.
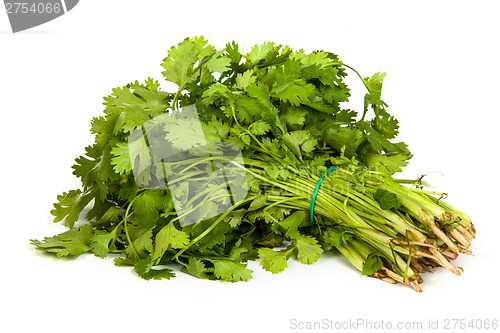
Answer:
428, 221, 461, 253
446, 227, 471, 249
428, 247, 461, 276
457, 225, 474, 242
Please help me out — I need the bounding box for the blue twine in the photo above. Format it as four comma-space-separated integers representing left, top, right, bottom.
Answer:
310, 166, 338, 226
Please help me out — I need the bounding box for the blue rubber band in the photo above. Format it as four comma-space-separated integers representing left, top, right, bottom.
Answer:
310, 166, 337, 226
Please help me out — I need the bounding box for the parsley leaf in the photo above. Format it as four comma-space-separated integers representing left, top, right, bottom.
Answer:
90, 228, 119, 258
294, 235, 323, 265
161, 36, 215, 88
374, 189, 401, 210
51, 189, 94, 228
258, 247, 291, 274
362, 252, 384, 276
31, 225, 93, 257
282, 130, 318, 161
209, 260, 253, 282
153, 221, 190, 263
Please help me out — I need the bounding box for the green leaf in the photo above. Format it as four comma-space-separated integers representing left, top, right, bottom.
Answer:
223, 209, 246, 228
110, 136, 152, 183
264, 206, 291, 224
148, 268, 176, 280
372, 108, 399, 139
364, 72, 387, 105
96, 146, 120, 182
153, 222, 190, 263
324, 126, 365, 157
132, 190, 169, 228
161, 36, 214, 88
125, 226, 154, 260
299, 50, 331, 66
207, 115, 230, 139
264, 164, 290, 180
90, 229, 117, 258
272, 59, 316, 106
209, 259, 253, 282
72, 146, 99, 187
273, 79, 316, 106
114, 104, 151, 134
246, 82, 273, 108
246, 41, 276, 65
258, 247, 290, 274
229, 237, 257, 262
104, 83, 170, 125
336, 109, 357, 123
366, 127, 395, 153
90, 115, 116, 146
234, 95, 267, 124
133, 257, 175, 280
321, 225, 353, 249
51, 189, 94, 228
87, 204, 121, 225
294, 235, 323, 265
183, 257, 212, 280
235, 70, 256, 90
118, 177, 140, 202
163, 115, 208, 151
248, 195, 267, 211
361, 151, 411, 175
201, 82, 233, 105
261, 137, 282, 157
110, 143, 132, 175
225, 41, 242, 65
374, 189, 401, 210
320, 83, 351, 109
204, 51, 231, 73
133, 258, 153, 278
249, 120, 271, 136
278, 211, 306, 238
281, 107, 307, 127
185, 216, 232, 251
282, 130, 318, 161
200, 50, 231, 84
362, 252, 383, 275
31, 225, 93, 257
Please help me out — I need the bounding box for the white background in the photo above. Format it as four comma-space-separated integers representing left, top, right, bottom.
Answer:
1, 1, 499, 332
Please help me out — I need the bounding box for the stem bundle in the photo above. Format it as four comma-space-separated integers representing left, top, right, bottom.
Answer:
239, 162, 474, 291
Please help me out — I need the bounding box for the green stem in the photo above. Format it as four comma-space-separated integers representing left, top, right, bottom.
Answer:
173, 197, 255, 261
122, 196, 140, 259
176, 156, 267, 175
336, 243, 365, 272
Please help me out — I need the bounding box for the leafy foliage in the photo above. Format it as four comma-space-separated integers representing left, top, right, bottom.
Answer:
32, 37, 474, 291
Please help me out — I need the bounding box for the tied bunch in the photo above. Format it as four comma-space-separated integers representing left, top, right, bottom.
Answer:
32, 37, 474, 291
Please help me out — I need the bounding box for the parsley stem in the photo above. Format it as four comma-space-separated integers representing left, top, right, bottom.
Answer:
322, 61, 371, 96
122, 196, 140, 260
175, 156, 267, 175
272, 173, 420, 273
263, 195, 309, 222
173, 197, 255, 261
336, 243, 365, 272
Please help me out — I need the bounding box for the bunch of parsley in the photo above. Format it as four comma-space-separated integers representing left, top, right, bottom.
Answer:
32, 37, 475, 291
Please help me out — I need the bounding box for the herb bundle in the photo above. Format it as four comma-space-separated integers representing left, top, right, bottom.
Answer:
32, 37, 474, 291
